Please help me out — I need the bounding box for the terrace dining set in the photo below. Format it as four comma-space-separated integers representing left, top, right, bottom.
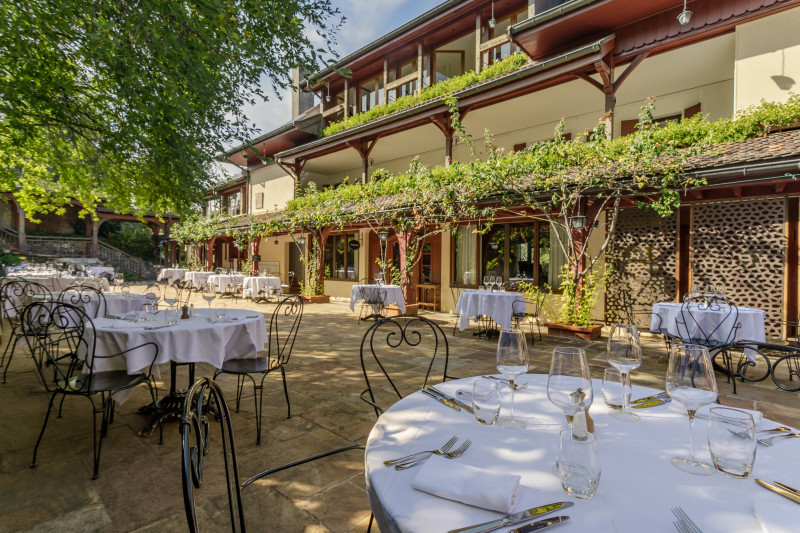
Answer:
156, 267, 285, 302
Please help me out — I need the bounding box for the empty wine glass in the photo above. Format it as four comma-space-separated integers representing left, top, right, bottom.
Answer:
483, 275, 490, 290
606, 324, 643, 422
201, 283, 216, 309
548, 347, 593, 434
496, 329, 529, 429
494, 275, 503, 291
162, 284, 180, 309
666, 344, 718, 475
114, 273, 125, 292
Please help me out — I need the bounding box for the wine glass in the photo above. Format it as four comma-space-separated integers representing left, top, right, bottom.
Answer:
483, 275, 490, 291
606, 324, 643, 422
494, 275, 503, 291
548, 347, 593, 433
496, 329, 529, 429
666, 344, 718, 475
114, 273, 124, 292
162, 284, 180, 309
201, 283, 216, 309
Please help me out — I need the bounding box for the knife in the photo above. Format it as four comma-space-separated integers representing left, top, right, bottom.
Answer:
630, 392, 669, 405
774, 482, 800, 496
427, 386, 474, 413
421, 389, 461, 411
511, 516, 570, 533
756, 479, 800, 504
631, 397, 672, 409
447, 502, 574, 533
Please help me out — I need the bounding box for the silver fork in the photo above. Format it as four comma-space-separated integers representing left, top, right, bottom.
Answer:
395, 439, 472, 470
672, 507, 703, 533
383, 436, 458, 466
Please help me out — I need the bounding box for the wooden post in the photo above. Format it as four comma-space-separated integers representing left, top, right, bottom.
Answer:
475, 14, 482, 74
91, 219, 101, 258
250, 236, 261, 275
206, 237, 216, 270
417, 43, 424, 93
383, 59, 389, 104
14, 199, 26, 254
343, 80, 349, 119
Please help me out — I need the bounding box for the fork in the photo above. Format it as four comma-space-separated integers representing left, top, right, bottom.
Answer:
756, 432, 800, 446
383, 436, 458, 466
482, 375, 528, 390
672, 507, 703, 533
728, 428, 773, 447
394, 439, 472, 470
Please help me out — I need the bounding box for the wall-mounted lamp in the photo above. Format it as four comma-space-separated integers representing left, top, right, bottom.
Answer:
488, 1, 496, 29
677, 0, 692, 25
325, 86, 331, 103
369, 158, 375, 167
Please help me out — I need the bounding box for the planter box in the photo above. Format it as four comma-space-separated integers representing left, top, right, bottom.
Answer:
545, 322, 603, 340
300, 295, 330, 304
384, 303, 419, 317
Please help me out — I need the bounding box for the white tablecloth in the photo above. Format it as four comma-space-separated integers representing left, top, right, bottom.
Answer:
365, 374, 797, 533
650, 302, 766, 347
208, 274, 246, 293
349, 284, 406, 314
184, 271, 213, 288
82, 308, 268, 403
30, 292, 147, 319
85, 266, 115, 279
242, 276, 281, 298
156, 268, 188, 283
17, 276, 109, 293
455, 289, 524, 331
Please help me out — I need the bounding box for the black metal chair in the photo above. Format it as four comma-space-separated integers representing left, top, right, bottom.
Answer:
0, 279, 50, 383
22, 302, 160, 479
511, 291, 544, 345
180, 377, 368, 532
359, 285, 386, 322
214, 295, 303, 444
58, 285, 107, 318
359, 315, 454, 418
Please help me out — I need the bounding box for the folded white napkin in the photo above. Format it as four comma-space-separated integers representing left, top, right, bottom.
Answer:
668, 402, 763, 425
411, 456, 521, 513
753, 494, 800, 533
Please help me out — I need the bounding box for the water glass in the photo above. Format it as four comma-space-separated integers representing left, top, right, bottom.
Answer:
601, 368, 630, 409
120, 288, 130, 298
214, 303, 226, 320
707, 407, 757, 478
557, 429, 601, 499
471, 378, 501, 425
164, 308, 179, 325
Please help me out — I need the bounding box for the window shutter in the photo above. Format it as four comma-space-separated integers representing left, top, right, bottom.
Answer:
620, 119, 638, 137
513, 143, 527, 152
683, 103, 701, 118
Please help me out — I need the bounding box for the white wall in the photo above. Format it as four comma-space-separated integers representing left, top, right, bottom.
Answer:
249, 164, 295, 214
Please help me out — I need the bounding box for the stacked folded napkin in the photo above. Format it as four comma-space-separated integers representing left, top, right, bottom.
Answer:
411, 456, 521, 513
668, 403, 763, 425
753, 494, 800, 533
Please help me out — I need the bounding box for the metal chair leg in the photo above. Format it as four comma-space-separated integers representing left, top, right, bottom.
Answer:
280, 366, 291, 419
30, 391, 58, 469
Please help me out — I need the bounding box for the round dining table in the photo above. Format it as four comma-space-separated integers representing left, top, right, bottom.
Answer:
455, 289, 524, 331
156, 268, 188, 284
242, 276, 281, 298
364, 374, 798, 533
207, 273, 246, 293
184, 271, 213, 288
350, 284, 406, 314
28, 292, 147, 319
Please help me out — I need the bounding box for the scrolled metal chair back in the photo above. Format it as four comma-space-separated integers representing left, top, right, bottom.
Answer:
58, 285, 107, 318
359, 315, 452, 417
676, 298, 741, 348
1, 279, 49, 321
268, 295, 303, 367
181, 378, 245, 533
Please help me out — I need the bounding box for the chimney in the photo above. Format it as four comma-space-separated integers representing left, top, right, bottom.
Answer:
291, 68, 316, 119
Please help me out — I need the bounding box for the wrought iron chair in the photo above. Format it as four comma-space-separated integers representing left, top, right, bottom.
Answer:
22, 302, 160, 479
359, 285, 386, 322
213, 295, 303, 444
58, 285, 107, 318
675, 298, 744, 392
0, 279, 50, 383
359, 315, 455, 418
180, 377, 368, 532
511, 291, 544, 345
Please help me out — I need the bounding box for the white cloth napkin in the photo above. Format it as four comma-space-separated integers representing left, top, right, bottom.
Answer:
668, 402, 763, 425
411, 456, 521, 513
753, 494, 800, 533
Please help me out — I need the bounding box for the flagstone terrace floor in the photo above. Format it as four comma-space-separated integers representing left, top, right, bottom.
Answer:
1, 291, 799, 532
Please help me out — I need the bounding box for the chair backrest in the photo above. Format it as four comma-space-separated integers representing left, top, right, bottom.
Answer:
267, 295, 303, 367
676, 299, 741, 348
181, 377, 245, 532
58, 285, 107, 318
20, 302, 92, 391
359, 315, 452, 417
1, 279, 50, 321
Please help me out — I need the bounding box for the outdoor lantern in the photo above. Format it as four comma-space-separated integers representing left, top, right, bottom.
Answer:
488, 1, 496, 29
378, 230, 389, 263
677, 0, 692, 25
296, 235, 306, 247
489, 241, 499, 251
569, 215, 587, 230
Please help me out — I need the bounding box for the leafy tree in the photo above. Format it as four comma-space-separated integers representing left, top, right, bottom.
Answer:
0, 0, 343, 220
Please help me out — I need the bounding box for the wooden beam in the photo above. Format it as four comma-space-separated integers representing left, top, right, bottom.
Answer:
385, 71, 419, 92
576, 73, 605, 93
479, 34, 512, 53
613, 52, 649, 93
322, 103, 345, 118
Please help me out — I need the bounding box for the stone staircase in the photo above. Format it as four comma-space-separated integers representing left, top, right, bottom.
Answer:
0, 225, 152, 278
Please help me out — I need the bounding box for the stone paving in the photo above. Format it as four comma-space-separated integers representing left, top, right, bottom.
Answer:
1, 291, 799, 532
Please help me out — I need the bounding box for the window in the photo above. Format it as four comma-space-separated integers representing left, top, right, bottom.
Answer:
434, 51, 465, 83
207, 198, 221, 215
225, 191, 242, 216
486, 8, 527, 66
324, 233, 359, 280
453, 225, 478, 285
360, 76, 383, 112
453, 222, 565, 288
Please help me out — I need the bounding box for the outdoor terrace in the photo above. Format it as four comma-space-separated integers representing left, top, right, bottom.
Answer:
2, 291, 799, 532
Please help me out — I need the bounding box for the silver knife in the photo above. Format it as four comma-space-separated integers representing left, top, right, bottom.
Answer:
447, 502, 574, 533
421, 389, 461, 411
511, 516, 570, 533
427, 386, 474, 413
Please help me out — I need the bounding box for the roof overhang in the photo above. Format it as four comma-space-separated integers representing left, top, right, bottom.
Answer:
225, 123, 316, 167
278, 35, 614, 163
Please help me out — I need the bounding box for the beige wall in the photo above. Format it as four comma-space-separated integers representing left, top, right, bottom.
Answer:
735, 6, 800, 112
249, 164, 295, 214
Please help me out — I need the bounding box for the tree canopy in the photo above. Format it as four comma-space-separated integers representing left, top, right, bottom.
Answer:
0, 0, 342, 220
